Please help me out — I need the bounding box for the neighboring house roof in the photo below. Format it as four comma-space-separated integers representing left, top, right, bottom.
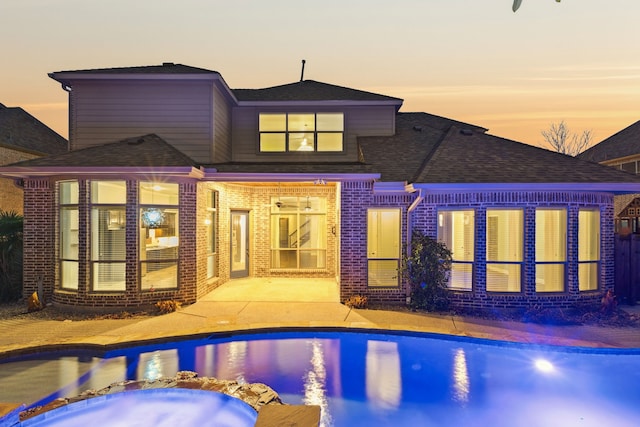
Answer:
49, 63, 220, 75
233, 80, 403, 104
614, 194, 639, 217
360, 113, 640, 184
578, 120, 640, 163
8, 134, 198, 168
0, 103, 68, 155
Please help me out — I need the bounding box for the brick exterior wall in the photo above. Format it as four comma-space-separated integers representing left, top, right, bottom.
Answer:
22, 178, 338, 311
340, 186, 615, 310
0, 146, 39, 214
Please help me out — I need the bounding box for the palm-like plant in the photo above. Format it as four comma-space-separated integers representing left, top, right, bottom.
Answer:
0, 210, 24, 302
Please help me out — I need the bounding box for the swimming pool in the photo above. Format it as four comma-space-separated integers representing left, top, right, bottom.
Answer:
2, 330, 640, 426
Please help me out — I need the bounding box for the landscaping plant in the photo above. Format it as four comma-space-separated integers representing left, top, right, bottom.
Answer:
401, 230, 452, 311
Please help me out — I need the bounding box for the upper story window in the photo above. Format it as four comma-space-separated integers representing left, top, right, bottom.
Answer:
259, 113, 344, 152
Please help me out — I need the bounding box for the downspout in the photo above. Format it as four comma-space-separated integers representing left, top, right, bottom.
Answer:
405, 188, 423, 304
406, 188, 423, 256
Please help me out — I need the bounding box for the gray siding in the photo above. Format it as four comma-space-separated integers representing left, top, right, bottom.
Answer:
212, 84, 232, 163
70, 81, 214, 163
231, 105, 396, 162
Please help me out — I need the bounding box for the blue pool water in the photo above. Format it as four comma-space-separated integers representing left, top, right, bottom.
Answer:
2, 330, 640, 427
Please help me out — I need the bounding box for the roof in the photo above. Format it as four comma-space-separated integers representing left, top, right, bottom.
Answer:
233, 80, 403, 104
49, 63, 219, 76
0, 103, 68, 156
8, 134, 198, 168
579, 120, 640, 163
360, 113, 640, 184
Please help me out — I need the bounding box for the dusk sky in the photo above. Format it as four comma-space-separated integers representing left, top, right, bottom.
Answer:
2, 0, 639, 149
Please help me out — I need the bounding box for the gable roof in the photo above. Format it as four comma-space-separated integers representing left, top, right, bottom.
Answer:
49, 63, 219, 76
578, 120, 640, 163
8, 134, 198, 168
233, 80, 403, 104
0, 103, 68, 155
359, 113, 640, 185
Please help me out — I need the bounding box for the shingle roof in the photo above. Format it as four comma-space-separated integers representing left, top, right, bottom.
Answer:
208, 161, 376, 175
578, 120, 640, 163
9, 134, 197, 168
49, 63, 219, 75
0, 103, 68, 155
360, 113, 640, 184
233, 80, 403, 103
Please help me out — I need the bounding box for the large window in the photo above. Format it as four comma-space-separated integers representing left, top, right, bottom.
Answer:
90, 181, 127, 292
367, 208, 401, 287
259, 113, 344, 152
206, 190, 218, 280
535, 208, 567, 292
486, 209, 523, 292
59, 181, 79, 290
270, 196, 327, 269
438, 210, 474, 290
579, 209, 600, 291
140, 182, 179, 290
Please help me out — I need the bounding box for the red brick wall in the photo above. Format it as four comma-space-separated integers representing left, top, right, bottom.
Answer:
340, 185, 615, 309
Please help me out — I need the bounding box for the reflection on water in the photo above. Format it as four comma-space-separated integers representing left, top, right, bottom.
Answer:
303, 340, 332, 427
452, 348, 469, 403
366, 341, 401, 410
2, 332, 640, 426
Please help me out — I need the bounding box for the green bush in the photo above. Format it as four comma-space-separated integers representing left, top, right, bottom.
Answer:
0, 210, 23, 302
400, 230, 452, 311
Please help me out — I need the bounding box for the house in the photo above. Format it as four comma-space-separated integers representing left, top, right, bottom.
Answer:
2, 63, 640, 312
0, 103, 68, 213
579, 120, 640, 233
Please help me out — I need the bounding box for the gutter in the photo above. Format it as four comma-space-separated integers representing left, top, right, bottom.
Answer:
406, 186, 423, 257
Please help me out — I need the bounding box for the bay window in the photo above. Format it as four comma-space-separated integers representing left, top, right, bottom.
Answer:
90, 181, 127, 291
140, 182, 179, 290
59, 181, 79, 290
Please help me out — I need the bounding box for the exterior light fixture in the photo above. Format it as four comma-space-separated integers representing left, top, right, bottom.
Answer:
304, 196, 312, 211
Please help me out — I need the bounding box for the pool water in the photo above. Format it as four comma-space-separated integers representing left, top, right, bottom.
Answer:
2, 331, 640, 427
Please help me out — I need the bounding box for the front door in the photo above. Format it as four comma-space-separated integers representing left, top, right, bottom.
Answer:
230, 211, 249, 278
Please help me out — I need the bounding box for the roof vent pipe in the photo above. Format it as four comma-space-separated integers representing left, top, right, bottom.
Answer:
300, 59, 306, 82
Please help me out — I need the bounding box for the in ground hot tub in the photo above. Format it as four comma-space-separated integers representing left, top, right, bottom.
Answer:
18, 388, 257, 427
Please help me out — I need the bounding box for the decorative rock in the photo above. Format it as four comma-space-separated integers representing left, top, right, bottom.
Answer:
20, 371, 284, 422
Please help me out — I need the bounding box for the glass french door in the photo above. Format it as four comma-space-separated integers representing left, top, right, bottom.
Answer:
230, 211, 249, 278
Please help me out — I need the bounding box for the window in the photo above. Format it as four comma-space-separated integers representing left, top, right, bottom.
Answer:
579, 209, 600, 291
259, 113, 344, 152
90, 181, 127, 292
486, 209, 523, 292
535, 208, 567, 292
140, 182, 179, 290
367, 209, 401, 287
270, 196, 327, 269
628, 208, 636, 216
206, 190, 218, 279
59, 181, 79, 290
438, 210, 474, 290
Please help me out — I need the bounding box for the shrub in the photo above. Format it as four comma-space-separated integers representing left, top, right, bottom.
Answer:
400, 230, 452, 312
155, 300, 182, 314
344, 294, 368, 309
0, 211, 23, 302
